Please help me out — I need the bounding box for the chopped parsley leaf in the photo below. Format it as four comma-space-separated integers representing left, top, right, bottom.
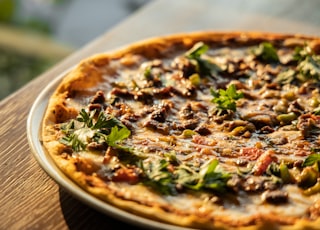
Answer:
297, 55, 320, 81
303, 153, 320, 167
141, 155, 231, 195
183, 159, 231, 193
210, 84, 243, 112
60, 109, 130, 152
185, 42, 223, 77
276, 44, 320, 84
293, 45, 313, 62
60, 133, 86, 152
140, 159, 177, 195
252, 42, 279, 62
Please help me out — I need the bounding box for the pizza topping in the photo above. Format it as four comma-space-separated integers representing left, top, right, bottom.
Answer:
252, 150, 277, 176
239, 147, 263, 160
297, 113, 320, 138
59, 41, 320, 196
261, 190, 288, 204
111, 166, 140, 184
59, 109, 131, 152
303, 152, 320, 167
297, 166, 318, 188
279, 162, 291, 184
44, 34, 320, 229
304, 179, 320, 196
74, 157, 100, 175
185, 41, 223, 78
210, 84, 244, 113
252, 42, 279, 63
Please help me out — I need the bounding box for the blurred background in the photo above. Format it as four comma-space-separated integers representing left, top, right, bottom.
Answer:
0, 0, 151, 99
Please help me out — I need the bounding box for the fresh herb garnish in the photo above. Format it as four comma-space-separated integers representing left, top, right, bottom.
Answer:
77, 109, 95, 127
297, 55, 320, 81
185, 42, 223, 77
141, 155, 231, 195
185, 41, 209, 59
60, 133, 86, 152
277, 44, 320, 84
275, 68, 296, 85
143, 66, 152, 80
293, 45, 313, 62
252, 42, 279, 62
106, 126, 132, 152
60, 109, 130, 152
302, 153, 320, 167
184, 159, 231, 193
94, 111, 125, 129
140, 159, 177, 195
210, 84, 243, 112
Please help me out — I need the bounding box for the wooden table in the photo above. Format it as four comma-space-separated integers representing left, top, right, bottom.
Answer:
1, 0, 320, 229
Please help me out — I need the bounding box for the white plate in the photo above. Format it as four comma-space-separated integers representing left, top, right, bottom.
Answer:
26, 70, 192, 230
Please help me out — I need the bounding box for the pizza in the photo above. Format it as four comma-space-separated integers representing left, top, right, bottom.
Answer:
41, 31, 320, 229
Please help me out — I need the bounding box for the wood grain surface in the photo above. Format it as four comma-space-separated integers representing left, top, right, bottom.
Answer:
1, 0, 320, 229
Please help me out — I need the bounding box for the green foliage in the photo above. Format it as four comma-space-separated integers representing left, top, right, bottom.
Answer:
60, 133, 86, 152
297, 55, 320, 81
185, 42, 223, 77
185, 41, 209, 59
293, 45, 313, 61
252, 42, 279, 62
183, 159, 231, 193
107, 126, 131, 148
141, 156, 231, 195
0, 47, 55, 99
0, 0, 68, 34
303, 153, 320, 167
60, 109, 131, 152
0, 0, 15, 22
276, 44, 320, 85
141, 159, 178, 195
0, 0, 71, 99
210, 84, 244, 112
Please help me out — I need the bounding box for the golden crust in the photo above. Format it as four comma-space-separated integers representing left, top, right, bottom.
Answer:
41, 31, 320, 229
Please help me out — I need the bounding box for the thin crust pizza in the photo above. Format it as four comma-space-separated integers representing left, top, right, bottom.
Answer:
41, 31, 320, 229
